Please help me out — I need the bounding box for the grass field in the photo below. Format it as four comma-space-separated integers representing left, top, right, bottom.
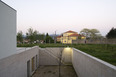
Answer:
17, 43, 116, 66
72, 44, 116, 66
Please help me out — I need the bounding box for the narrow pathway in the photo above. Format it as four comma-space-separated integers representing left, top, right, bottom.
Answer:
32, 65, 78, 77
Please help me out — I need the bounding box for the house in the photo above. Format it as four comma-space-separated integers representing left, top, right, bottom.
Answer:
56, 36, 62, 42
57, 30, 86, 44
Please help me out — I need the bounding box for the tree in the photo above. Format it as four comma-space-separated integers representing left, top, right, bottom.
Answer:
38, 33, 45, 40
80, 28, 90, 39
26, 28, 35, 43
90, 29, 100, 39
33, 30, 38, 41
45, 33, 54, 43
26, 28, 39, 43
26, 28, 46, 43
80, 28, 102, 39
106, 27, 116, 39
17, 31, 23, 43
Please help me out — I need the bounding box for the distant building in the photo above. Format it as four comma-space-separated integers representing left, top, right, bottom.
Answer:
56, 30, 86, 44
56, 36, 62, 42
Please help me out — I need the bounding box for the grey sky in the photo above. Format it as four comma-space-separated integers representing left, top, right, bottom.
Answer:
2, 0, 116, 36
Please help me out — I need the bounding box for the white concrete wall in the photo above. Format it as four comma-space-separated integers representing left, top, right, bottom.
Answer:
39, 48, 61, 65
72, 48, 116, 77
0, 1, 16, 59
0, 46, 39, 77
39, 47, 72, 65
62, 47, 72, 64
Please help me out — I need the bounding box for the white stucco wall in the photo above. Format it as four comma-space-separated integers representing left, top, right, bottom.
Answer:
72, 48, 116, 77
39, 48, 61, 65
62, 47, 72, 64
0, 46, 39, 77
0, 1, 16, 59
39, 47, 72, 65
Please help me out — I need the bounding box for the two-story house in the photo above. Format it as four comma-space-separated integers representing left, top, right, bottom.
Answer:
57, 30, 85, 44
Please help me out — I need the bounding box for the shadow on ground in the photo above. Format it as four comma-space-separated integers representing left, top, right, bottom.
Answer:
32, 65, 78, 77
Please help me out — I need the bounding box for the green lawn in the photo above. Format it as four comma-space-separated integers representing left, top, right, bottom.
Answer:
17, 43, 116, 66
72, 44, 116, 66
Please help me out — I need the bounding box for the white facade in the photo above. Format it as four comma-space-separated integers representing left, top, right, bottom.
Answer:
39, 48, 72, 65
72, 48, 116, 77
0, 1, 16, 59
0, 46, 39, 77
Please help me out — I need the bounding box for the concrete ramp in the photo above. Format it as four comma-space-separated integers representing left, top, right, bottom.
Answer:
39, 47, 72, 65
32, 65, 78, 77
39, 48, 59, 65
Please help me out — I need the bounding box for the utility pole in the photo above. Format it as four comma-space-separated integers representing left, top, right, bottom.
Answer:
54, 30, 57, 44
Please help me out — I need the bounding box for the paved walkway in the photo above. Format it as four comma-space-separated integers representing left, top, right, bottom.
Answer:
32, 65, 78, 77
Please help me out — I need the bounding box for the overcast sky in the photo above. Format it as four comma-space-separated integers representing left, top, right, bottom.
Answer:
2, 0, 116, 36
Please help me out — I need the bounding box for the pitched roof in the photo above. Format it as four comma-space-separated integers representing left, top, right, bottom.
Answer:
56, 36, 61, 38
69, 33, 80, 36
64, 30, 77, 33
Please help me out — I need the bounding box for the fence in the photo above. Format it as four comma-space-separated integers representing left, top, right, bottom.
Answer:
72, 39, 116, 44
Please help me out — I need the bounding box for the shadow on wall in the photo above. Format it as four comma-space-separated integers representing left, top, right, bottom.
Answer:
62, 47, 73, 65
39, 47, 73, 65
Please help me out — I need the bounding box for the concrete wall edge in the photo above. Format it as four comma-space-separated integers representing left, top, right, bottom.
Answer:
73, 48, 116, 70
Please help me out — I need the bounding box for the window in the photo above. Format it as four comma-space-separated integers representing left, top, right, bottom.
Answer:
36, 55, 37, 68
31, 57, 35, 72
